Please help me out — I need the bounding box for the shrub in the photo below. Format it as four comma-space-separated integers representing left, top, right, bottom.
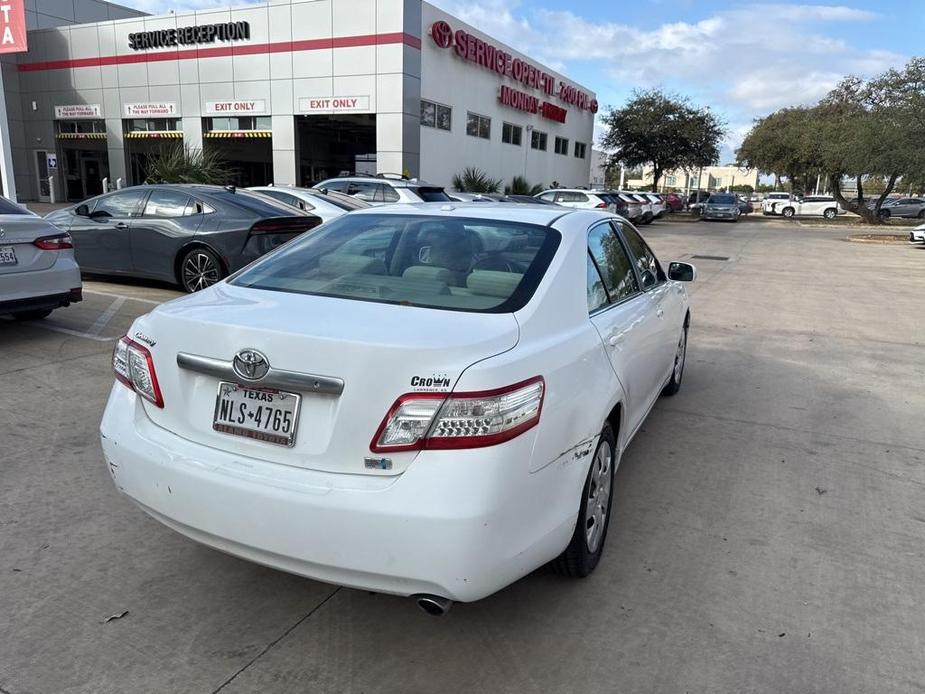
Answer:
452, 167, 502, 193
144, 143, 235, 185
505, 175, 544, 196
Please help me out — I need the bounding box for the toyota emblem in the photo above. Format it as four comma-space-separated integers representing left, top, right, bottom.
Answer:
232, 348, 270, 381
430, 20, 452, 49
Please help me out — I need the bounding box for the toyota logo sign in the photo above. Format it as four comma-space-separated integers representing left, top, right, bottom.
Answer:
430, 20, 452, 49
232, 348, 270, 381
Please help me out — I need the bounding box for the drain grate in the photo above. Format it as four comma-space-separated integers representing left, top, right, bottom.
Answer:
690, 254, 730, 261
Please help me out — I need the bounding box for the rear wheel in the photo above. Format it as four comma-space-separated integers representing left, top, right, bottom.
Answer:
11, 309, 53, 321
918, 209, 925, 219
823, 208, 837, 220
179, 247, 224, 293
554, 423, 616, 578
878, 209, 891, 220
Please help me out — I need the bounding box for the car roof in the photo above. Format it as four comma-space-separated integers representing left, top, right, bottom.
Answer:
343, 201, 584, 226
317, 176, 441, 188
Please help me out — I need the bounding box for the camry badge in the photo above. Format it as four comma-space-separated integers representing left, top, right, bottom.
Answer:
0, 228, 5, 239
232, 348, 270, 381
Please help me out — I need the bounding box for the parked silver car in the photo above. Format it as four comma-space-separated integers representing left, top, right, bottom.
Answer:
701, 193, 740, 222
877, 197, 925, 220
0, 196, 82, 320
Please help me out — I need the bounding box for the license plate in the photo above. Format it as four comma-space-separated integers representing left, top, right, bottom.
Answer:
0, 246, 17, 266
212, 382, 301, 447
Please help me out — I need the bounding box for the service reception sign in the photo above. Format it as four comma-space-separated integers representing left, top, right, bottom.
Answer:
124, 102, 177, 117
0, 0, 27, 54
54, 104, 102, 119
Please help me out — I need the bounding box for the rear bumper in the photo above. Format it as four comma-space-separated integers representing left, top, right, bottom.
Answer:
99, 385, 575, 602
0, 255, 81, 314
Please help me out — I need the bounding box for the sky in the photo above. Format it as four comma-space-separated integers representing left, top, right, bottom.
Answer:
116, 0, 919, 162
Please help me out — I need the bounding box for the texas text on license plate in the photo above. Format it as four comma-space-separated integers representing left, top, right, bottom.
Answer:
0, 246, 17, 266
212, 382, 301, 447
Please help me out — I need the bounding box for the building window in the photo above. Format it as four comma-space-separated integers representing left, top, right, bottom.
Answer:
420, 100, 451, 131
666, 175, 677, 186
126, 118, 180, 132
466, 112, 491, 139
57, 120, 106, 134
205, 116, 271, 131
501, 122, 522, 146
574, 141, 587, 159
531, 130, 547, 151
554, 136, 569, 155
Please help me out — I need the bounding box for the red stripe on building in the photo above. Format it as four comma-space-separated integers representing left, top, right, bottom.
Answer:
18, 32, 420, 72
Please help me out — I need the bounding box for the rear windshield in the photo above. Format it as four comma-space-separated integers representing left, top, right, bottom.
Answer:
412, 187, 451, 202
209, 190, 304, 217
231, 213, 560, 313
308, 191, 368, 211
0, 197, 30, 215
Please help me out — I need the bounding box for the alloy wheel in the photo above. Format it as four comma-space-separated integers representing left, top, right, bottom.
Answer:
585, 439, 613, 553
674, 328, 687, 383
182, 252, 221, 292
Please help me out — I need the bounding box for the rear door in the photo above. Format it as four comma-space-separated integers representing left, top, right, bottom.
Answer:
68, 189, 147, 273
586, 221, 662, 436
616, 221, 681, 390
130, 188, 202, 280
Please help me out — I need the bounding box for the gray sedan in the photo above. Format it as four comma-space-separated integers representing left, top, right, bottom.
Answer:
877, 197, 925, 220
45, 185, 321, 292
0, 196, 82, 320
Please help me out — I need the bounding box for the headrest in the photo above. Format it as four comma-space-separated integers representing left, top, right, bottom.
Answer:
466, 270, 524, 298
319, 253, 387, 276
402, 265, 453, 284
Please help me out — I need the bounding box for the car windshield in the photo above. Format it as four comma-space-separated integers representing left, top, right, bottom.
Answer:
210, 190, 301, 216
0, 197, 30, 215
307, 190, 368, 211
709, 195, 736, 204
231, 213, 560, 313
412, 187, 451, 202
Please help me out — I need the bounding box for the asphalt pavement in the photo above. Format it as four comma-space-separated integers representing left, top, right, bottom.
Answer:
1, 217, 924, 693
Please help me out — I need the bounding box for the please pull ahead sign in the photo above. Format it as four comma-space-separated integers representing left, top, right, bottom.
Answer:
0, 0, 27, 54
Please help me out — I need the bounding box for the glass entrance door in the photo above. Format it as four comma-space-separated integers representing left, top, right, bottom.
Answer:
34, 150, 51, 202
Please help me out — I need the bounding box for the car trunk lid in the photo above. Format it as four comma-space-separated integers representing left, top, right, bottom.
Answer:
133, 283, 520, 475
0, 215, 58, 275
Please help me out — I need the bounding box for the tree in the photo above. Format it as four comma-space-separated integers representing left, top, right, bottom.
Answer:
737, 58, 925, 224
599, 89, 725, 192
143, 143, 234, 185
452, 167, 502, 193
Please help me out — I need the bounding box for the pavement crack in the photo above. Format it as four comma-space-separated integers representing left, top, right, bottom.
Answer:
210, 587, 341, 693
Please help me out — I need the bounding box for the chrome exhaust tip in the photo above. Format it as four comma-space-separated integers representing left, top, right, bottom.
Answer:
414, 594, 453, 616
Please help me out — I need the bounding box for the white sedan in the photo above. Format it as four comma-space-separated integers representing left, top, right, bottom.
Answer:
0, 196, 82, 320
909, 225, 925, 245
100, 204, 694, 612
248, 185, 371, 223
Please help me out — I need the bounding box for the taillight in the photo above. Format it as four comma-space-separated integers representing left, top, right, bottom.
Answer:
112, 336, 164, 408
595, 202, 607, 208
33, 233, 73, 250
370, 376, 544, 452
249, 217, 321, 235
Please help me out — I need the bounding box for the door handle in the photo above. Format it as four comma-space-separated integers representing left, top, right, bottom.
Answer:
608, 332, 626, 348
115, 222, 128, 229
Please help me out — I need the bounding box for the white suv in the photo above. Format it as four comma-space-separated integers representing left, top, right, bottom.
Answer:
314, 175, 451, 205
762, 192, 793, 215
776, 196, 841, 219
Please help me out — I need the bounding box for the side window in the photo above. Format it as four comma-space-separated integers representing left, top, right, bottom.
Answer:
322, 180, 347, 192
616, 222, 662, 289
184, 199, 215, 216
348, 182, 380, 202
381, 184, 400, 203
573, 192, 589, 203
588, 223, 639, 302
262, 190, 306, 210
143, 189, 191, 218
586, 254, 609, 312
539, 192, 556, 202
92, 190, 147, 218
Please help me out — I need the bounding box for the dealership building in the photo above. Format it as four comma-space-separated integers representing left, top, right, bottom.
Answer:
0, 0, 596, 202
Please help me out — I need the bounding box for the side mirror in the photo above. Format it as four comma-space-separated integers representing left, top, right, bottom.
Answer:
75, 204, 90, 217
668, 262, 696, 282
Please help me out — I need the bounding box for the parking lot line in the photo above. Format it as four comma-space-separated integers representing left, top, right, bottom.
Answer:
87, 297, 126, 337
28, 323, 118, 342
84, 289, 163, 306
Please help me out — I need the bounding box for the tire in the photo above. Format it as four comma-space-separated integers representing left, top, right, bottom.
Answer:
642, 213, 653, 225
179, 247, 224, 293
823, 208, 837, 220
918, 209, 925, 219
878, 209, 890, 220
661, 320, 688, 396
782, 207, 795, 218
554, 423, 616, 578
12, 308, 53, 321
